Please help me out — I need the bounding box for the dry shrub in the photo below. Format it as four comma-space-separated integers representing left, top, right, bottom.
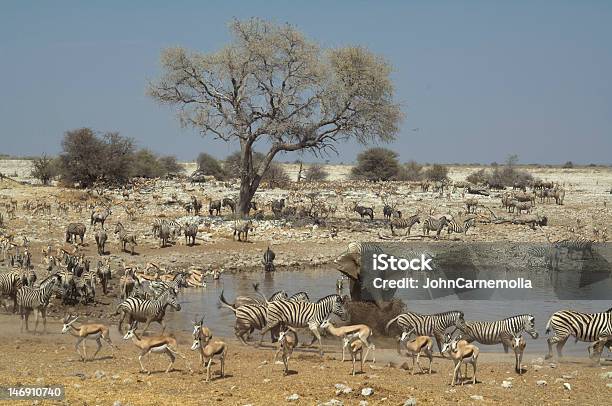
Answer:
346, 298, 405, 335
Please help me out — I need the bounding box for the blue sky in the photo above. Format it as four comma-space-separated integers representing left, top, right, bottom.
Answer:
1, 1, 611, 164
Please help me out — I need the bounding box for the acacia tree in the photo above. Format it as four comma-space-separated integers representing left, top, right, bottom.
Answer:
149, 18, 402, 215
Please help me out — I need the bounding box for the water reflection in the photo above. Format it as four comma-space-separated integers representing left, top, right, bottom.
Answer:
165, 267, 610, 356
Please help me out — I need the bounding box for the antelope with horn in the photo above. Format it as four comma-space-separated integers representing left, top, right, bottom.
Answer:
123, 322, 189, 375
61, 315, 116, 361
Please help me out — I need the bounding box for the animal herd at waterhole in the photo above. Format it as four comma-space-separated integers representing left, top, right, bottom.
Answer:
0, 173, 611, 385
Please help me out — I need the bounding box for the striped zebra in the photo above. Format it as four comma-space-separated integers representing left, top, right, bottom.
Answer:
346, 242, 383, 256
385, 310, 464, 353
0, 271, 23, 312
454, 314, 539, 353
150, 272, 188, 298
446, 217, 476, 235
16, 274, 61, 332
115, 287, 181, 335
553, 237, 594, 259
545, 309, 612, 359
157, 223, 171, 247
524, 245, 559, 269
151, 219, 182, 239
422, 216, 448, 237
288, 292, 310, 302
78, 270, 97, 303
220, 291, 278, 344
389, 215, 420, 236
258, 294, 348, 355
114, 222, 137, 255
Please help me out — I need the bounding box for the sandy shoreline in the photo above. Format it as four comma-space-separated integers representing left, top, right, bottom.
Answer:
0, 316, 610, 405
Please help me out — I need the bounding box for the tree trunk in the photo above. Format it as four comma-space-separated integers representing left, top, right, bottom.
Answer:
237, 139, 279, 216
237, 175, 261, 216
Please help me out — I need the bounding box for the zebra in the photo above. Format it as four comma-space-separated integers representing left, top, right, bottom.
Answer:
258, 294, 348, 356
233, 219, 253, 242
389, 214, 420, 236
422, 216, 448, 237
114, 222, 137, 255
545, 309, 612, 359
91, 207, 111, 229
220, 291, 277, 344
385, 310, 465, 354
454, 314, 539, 353
515, 201, 533, 214
152, 219, 182, 240
94, 229, 107, 255
553, 237, 594, 259
190, 196, 202, 215
150, 272, 188, 298
16, 273, 61, 332
353, 203, 374, 220
208, 200, 222, 216
95, 260, 112, 295
263, 246, 275, 272
222, 198, 236, 213
0, 271, 23, 312
65, 223, 86, 244
288, 292, 310, 302
77, 270, 97, 303
446, 217, 476, 235
184, 223, 198, 246
157, 223, 172, 248
524, 244, 558, 269
346, 241, 384, 256
114, 287, 181, 335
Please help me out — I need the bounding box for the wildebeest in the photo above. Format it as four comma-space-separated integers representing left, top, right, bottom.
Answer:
353, 203, 374, 220
222, 198, 236, 213
184, 223, 198, 246
209, 200, 222, 216
66, 223, 86, 244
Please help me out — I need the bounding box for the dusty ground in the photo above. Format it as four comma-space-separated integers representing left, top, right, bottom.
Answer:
0, 316, 610, 406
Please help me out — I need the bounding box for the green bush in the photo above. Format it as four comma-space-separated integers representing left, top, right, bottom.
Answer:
351, 148, 400, 181
197, 153, 226, 179
58, 128, 135, 187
